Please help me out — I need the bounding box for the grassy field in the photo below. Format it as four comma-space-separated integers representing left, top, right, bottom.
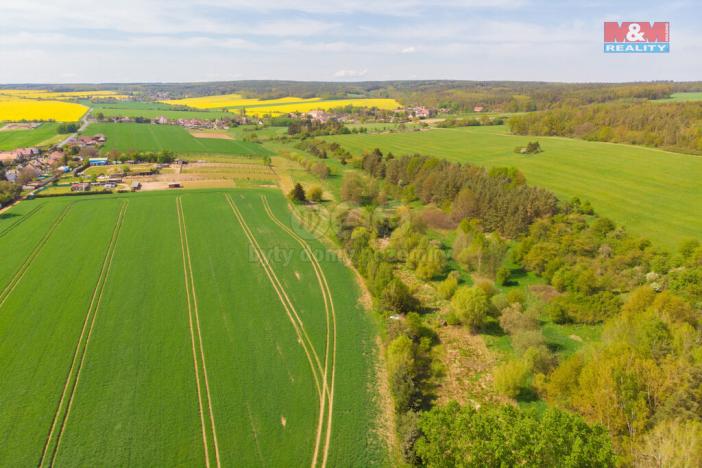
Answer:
655, 92, 702, 102
89, 101, 233, 120
84, 123, 273, 156
324, 125, 702, 249
0, 123, 61, 150
0, 189, 384, 466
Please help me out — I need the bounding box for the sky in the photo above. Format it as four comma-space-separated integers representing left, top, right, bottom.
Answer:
0, 0, 700, 84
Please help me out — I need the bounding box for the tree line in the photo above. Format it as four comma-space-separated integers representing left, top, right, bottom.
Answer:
509, 101, 702, 154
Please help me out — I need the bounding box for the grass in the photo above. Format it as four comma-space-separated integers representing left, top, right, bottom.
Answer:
655, 92, 702, 102
0, 189, 385, 466
0, 123, 61, 150
84, 123, 273, 157
89, 101, 233, 120
324, 125, 702, 250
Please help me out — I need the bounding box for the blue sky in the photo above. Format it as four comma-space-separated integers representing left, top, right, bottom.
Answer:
0, 0, 699, 83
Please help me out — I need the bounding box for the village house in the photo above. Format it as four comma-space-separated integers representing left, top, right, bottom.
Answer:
71, 182, 91, 192
473, 105, 485, 112
156, 116, 169, 125
308, 110, 331, 123
46, 151, 65, 165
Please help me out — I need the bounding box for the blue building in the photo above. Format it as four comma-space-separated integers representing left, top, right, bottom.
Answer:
89, 158, 109, 166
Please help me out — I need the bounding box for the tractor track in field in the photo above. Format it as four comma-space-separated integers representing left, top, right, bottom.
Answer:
261, 196, 338, 468
0, 203, 43, 239
177, 196, 222, 468
0, 203, 72, 311
38, 200, 128, 467
224, 193, 329, 467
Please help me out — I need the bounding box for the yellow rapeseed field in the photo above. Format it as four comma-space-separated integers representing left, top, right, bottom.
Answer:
241, 98, 401, 116
161, 93, 320, 109
0, 98, 89, 122
0, 90, 127, 100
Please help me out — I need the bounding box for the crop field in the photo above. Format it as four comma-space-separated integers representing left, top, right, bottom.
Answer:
162, 93, 401, 116
240, 99, 401, 116
324, 125, 702, 249
0, 97, 88, 122
0, 123, 61, 150
162, 94, 319, 110
0, 189, 383, 466
89, 101, 233, 120
0, 90, 127, 100
84, 123, 273, 156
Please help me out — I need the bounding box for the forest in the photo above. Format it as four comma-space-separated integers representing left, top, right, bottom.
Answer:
509, 101, 702, 154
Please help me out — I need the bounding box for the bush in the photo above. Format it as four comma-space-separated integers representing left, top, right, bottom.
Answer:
382, 278, 418, 314
493, 359, 531, 398
307, 185, 323, 202
496, 266, 511, 285
499, 303, 539, 335
437, 274, 459, 300
451, 286, 489, 331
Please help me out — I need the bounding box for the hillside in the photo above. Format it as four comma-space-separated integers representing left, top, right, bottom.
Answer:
324, 125, 702, 249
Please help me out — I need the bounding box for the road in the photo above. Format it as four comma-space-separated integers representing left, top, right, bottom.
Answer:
57, 108, 92, 148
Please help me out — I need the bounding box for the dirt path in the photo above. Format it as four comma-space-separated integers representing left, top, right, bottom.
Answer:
39, 201, 127, 467
177, 197, 222, 468
0, 203, 72, 310
261, 196, 338, 468
225, 194, 328, 467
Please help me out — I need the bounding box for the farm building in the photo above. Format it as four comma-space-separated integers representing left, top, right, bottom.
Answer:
130, 181, 141, 191
89, 158, 109, 166
71, 183, 91, 192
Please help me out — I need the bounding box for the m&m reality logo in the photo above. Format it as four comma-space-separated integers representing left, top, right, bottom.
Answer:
604, 22, 670, 53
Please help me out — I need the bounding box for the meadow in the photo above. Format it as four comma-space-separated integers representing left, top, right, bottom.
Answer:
84, 123, 273, 156
0, 189, 384, 466
324, 125, 702, 249
655, 92, 702, 102
89, 101, 233, 120
0, 123, 61, 150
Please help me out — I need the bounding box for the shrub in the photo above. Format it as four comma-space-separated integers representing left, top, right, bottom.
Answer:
512, 330, 546, 354
382, 278, 418, 314
499, 303, 539, 336
496, 266, 511, 286
437, 274, 459, 300
451, 286, 489, 331
307, 185, 323, 202
493, 359, 531, 398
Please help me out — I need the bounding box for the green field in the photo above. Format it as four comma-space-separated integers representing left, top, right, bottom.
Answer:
84, 123, 273, 156
0, 189, 384, 466
89, 101, 233, 120
324, 125, 702, 249
0, 123, 61, 150
655, 92, 702, 102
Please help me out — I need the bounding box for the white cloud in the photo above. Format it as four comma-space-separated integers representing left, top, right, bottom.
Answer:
333, 68, 368, 78
401, 46, 416, 54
